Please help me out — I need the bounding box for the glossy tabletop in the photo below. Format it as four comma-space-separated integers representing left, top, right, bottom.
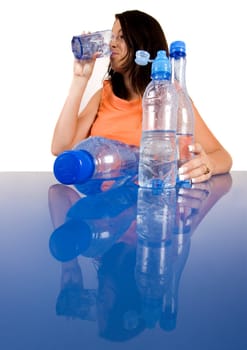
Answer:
0, 171, 246, 350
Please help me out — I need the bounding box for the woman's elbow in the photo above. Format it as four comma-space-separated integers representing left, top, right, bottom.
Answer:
51, 142, 62, 156
222, 150, 233, 173
227, 153, 233, 172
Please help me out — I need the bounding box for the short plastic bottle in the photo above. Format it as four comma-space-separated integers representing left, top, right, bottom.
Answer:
135, 50, 178, 189
169, 41, 194, 180
53, 136, 139, 185
71, 30, 112, 60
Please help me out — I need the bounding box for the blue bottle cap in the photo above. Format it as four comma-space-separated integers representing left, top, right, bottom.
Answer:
169, 41, 186, 58
53, 150, 95, 185
151, 50, 171, 80
135, 50, 151, 66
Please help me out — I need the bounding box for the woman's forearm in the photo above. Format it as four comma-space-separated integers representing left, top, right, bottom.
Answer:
51, 76, 88, 155
207, 147, 233, 176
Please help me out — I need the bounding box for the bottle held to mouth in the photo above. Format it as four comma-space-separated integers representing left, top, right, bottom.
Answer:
71, 30, 112, 60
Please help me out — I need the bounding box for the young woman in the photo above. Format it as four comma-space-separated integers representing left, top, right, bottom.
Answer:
51, 10, 232, 184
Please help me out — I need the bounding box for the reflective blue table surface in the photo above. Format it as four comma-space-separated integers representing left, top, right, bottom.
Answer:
0, 171, 246, 350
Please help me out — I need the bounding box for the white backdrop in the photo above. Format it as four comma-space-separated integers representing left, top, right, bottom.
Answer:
0, 0, 246, 171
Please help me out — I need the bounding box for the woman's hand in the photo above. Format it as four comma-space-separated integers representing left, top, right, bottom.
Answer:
73, 52, 99, 80
178, 142, 214, 183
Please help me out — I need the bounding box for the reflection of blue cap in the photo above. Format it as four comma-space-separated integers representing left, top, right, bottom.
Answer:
169, 40, 186, 59
53, 150, 95, 185
160, 305, 177, 331
49, 219, 91, 262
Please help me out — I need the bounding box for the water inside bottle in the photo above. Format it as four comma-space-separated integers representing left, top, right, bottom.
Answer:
138, 130, 177, 189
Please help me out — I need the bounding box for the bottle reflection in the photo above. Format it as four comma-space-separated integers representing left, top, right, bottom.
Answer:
48, 173, 232, 339
135, 187, 176, 328
159, 209, 191, 331
74, 175, 138, 195
48, 179, 138, 326
49, 179, 138, 261
135, 173, 232, 331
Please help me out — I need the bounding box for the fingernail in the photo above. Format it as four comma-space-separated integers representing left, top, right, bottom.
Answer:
178, 166, 186, 175
188, 145, 194, 152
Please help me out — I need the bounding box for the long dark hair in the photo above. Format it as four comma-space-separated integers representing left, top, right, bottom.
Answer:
107, 10, 169, 99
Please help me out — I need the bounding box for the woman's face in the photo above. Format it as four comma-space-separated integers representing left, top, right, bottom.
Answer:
110, 19, 128, 72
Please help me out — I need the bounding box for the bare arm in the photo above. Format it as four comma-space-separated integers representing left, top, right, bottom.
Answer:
179, 103, 233, 183
51, 55, 103, 155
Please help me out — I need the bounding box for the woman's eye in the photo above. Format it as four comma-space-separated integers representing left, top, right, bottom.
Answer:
110, 32, 125, 43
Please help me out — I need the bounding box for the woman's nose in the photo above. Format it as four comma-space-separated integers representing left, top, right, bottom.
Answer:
110, 37, 117, 47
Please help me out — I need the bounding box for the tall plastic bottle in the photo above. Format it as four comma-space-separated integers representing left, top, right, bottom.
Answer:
135, 50, 178, 189
170, 41, 194, 180
53, 136, 139, 185
71, 30, 112, 60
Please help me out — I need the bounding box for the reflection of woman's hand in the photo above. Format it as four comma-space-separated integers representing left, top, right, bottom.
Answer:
176, 182, 211, 230
176, 173, 232, 234
178, 181, 211, 210
178, 143, 213, 183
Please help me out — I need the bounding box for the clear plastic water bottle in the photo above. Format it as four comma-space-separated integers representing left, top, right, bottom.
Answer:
53, 136, 139, 185
170, 41, 194, 180
135, 50, 178, 189
71, 30, 112, 60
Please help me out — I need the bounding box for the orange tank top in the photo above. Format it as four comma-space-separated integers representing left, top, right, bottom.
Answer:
90, 80, 142, 147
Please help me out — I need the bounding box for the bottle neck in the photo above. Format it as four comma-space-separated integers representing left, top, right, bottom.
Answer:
152, 72, 171, 81
170, 56, 187, 93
